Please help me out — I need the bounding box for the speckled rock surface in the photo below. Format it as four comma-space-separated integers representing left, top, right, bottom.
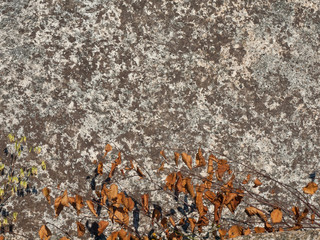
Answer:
0, 0, 320, 239
236, 229, 320, 240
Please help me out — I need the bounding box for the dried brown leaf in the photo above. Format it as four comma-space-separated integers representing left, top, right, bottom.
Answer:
77, 221, 85, 237
75, 194, 84, 215
174, 152, 180, 166
186, 178, 195, 198
181, 152, 192, 170
188, 218, 196, 232
165, 172, 177, 190
42, 187, 51, 204
303, 182, 318, 195
97, 162, 103, 175
243, 228, 251, 235
196, 148, 206, 167
54, 196, 63, 217
271, 208, 282, 224
254, 227, 265, 233
207, 154, 214, 174
253, 178, 262, 187
59, 237, 70, 240
228, 225, 242, 238
242, 174, 251, 184
141, 194, 149, 213
61, 190, 69, 207
104, 144, 112, 157
152, 208, 161, 224
39, 225, 52, 240
245, 206, 268, 223
98, 221, 109, 236
86, 200, 98, 217
158, 161, 165, 172
169, 216, 175, 227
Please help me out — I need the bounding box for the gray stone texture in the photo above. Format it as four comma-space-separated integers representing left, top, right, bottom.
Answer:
0, 0, 319, 239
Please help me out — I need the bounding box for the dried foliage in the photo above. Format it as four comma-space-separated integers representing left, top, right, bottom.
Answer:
3, 137, 320, 239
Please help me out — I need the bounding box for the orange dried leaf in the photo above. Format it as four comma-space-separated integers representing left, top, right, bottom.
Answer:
298, 208, 309, 222
61, 190, 69, 207
0, 236, 4, 240
181, 152, 192, 170
108, 184, 118, 201
97, 162, 103, 175
107, 232, 119, 240
186, 178, 195, 198
219, 229, 227, 238
161, 218, 168, 228
98, 221, 109, 236
109, 162, 117, 178
169, 216, 175, 227
59, 237, 70, 240
104, 144, 112, 157
228, 225, 242, 238
158, 161, 165, 172
245, 206, 268, 223
75, 194, 84, 215
303, 182, 318, 195
196, 148, 206, 167
118, 229, 128, 239
207, 154, 214, 174
113, 208, 129, 225
311, 213, 315, 224
77, 221, 85, 237
174, 152, 180, 166
242, 174, 251, 184
188, 218, 196, 232
216, 159, 230, 181
54, 196, 63, 217
122, 196, 134, 212
243, 228, 251, 235
42, 187, 51, 204
165, 172, 177, 190
271, 208, 283, 223
253, 178, 262, 187
292, 206, 299, 218
160, 150, 167, 160
195, 191, 204, 217
87, 200, 98, 217
204, 191, 216, 204
141, 194, 149, 213
254, 227, 265, 233
39, 225, 52, 240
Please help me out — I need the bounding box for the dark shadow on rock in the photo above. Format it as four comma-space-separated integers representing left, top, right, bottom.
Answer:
91, 177, 96, 190
85, 220, 106, 240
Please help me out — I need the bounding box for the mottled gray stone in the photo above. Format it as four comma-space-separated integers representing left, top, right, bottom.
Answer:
0, 0, 319, 239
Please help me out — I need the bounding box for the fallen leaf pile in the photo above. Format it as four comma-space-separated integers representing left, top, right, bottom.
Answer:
37, 145, 320, 239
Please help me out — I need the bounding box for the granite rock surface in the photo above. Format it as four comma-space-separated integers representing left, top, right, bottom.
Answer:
0, 0, 319, 239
